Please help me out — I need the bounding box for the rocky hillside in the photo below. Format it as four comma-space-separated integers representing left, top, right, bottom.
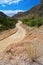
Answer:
0, 0, 43, 65
0, 11, 8, 18
12, 0, 43, 19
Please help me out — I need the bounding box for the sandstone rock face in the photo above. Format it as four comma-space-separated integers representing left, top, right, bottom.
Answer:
0, 25, 43, 65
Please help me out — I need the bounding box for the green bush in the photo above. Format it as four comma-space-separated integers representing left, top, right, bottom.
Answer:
22, 17, 43, 27
0, 17, 18, 31
29, 20, 37, 27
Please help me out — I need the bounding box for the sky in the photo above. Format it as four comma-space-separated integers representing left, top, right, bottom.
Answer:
0, 0, 40, 17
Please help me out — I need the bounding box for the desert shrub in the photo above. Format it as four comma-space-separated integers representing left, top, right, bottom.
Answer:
22, 18, 30, 25
22, 17, 43, 27
0, 17, 18, 31
29, 20, 37, 27
36, 19, 42, 27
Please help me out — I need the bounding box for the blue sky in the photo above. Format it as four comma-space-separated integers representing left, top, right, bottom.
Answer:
0, 0, 40, 16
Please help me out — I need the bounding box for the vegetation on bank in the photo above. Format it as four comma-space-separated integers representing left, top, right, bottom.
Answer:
0, 16, 43, 32
0, 17, 18, 31
21, 17, 43, 27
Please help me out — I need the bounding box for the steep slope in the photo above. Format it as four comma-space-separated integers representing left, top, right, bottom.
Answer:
12, 0, 43, 19
0, 11, 8, 18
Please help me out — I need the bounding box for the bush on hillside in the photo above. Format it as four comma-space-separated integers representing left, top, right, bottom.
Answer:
0, 17, 18, 31
22, 17, 43, 27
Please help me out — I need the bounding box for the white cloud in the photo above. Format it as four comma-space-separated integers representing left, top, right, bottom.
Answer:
0, 10, 24, 16
2, 4, 5, 7
0, 0, 22, 5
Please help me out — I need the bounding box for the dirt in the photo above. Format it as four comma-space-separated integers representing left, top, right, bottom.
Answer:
0, 28, 17, 41
0, 21, 26, 52
0, 21, 43, 65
